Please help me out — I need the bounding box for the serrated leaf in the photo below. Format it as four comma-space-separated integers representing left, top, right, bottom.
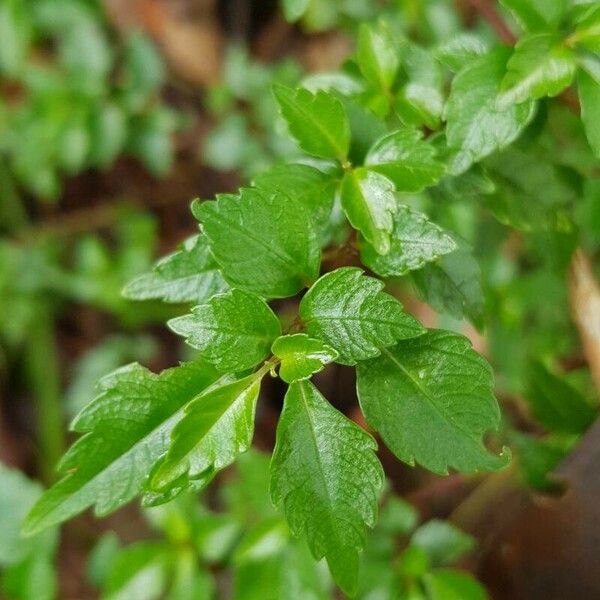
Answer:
340, 167, 397, 255
252, 163, 336, 244
365, 129, 446, 193
123, 235, 229, 304
273, 84, 350, 160
195, 189, 321, 299
357, 330, 508, 474
526, 360, 596, 434
272, 334, 338, 383
169, 289, 281, 372
445, 48, 535, 175
411, 245, 484, 325
578, 69, 600, 157
360, 206, 457, 277
356, 23, 399, 91
497, 34, 577, 108
151, 372, 263, 490
500, 0, 566, 32
299, 267, 424, 365
270, 380, 384, 595
435, 33, 488, 72
422, 569, 488, 600
23, 361, 220, 535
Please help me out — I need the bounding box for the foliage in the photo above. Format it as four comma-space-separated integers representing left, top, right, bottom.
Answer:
0, 465, 58, 600
202, 46, 302, 177
86, 450, 484, 600
9, 0, 600, 596
0, 0, 177, 201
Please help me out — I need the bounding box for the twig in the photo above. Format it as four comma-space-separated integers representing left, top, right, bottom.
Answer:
466, 0, 517, 45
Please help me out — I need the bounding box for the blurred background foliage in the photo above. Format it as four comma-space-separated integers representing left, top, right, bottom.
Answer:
1, 0, 599, 598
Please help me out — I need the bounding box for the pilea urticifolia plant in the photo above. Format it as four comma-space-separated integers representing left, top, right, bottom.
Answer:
24, 1, 600, 596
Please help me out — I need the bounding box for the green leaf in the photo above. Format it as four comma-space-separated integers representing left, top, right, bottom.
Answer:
194, 189, 321, 299
169, 289, 281, 372
270, 380, 384, 595
500, 0, 566, 32
273, 84, 350, 160
395, 43, 445, 129
0, 0, 31, 76
340, 167, 397, 255
378, 497, 419, 535
151, 372, 263, 490
123, 235, 229, 304
365, 129, 446, 193
252, 163, 336, 244
272, 333, 338, 383
578, 69, 600, 157
0, 464, 56, 567
570, 4, 600, 52
422, 569, 488, 600
282, 0, 311, 22
497, 34, 577, 108
23, 361, 219, 535
338, 96, 388, 165
411, 245, 484, 325
233, 532, 331, 600
356, 330, 508, 474
445, 48, 535, 174
526, 360, 596, 434
411, 520, 474, 566
361, 206, 457, 277
356, 23, 399, 91
435, 33, 488, 72
299, 267, 424, 365
89, 102, 127, 169
1, 552, 57, 600
103, 542, 168, 600
509, 431, 567, 491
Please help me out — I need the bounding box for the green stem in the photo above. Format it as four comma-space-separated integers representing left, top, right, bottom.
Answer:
0, 157, 64, 480
25, 306, 64, 483
0, 158, 28, 231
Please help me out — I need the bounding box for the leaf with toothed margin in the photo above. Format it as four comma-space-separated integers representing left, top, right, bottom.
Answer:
270, 380, 384, 595
169, 289, 281, 373
445, 48, 535, 175
360, 205, 457, 277
22, 360, 220, 535
150, 372, 264, 491
273, 84, 350, 161
497, 34, 577, 109
365, 129, 446, 193
299, 267, 425, 365
194, 188, 321, 299
122, 235, 229, 304
252, 163, 337, 245
411, 243, 484, 327
356, 330, 509, 475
